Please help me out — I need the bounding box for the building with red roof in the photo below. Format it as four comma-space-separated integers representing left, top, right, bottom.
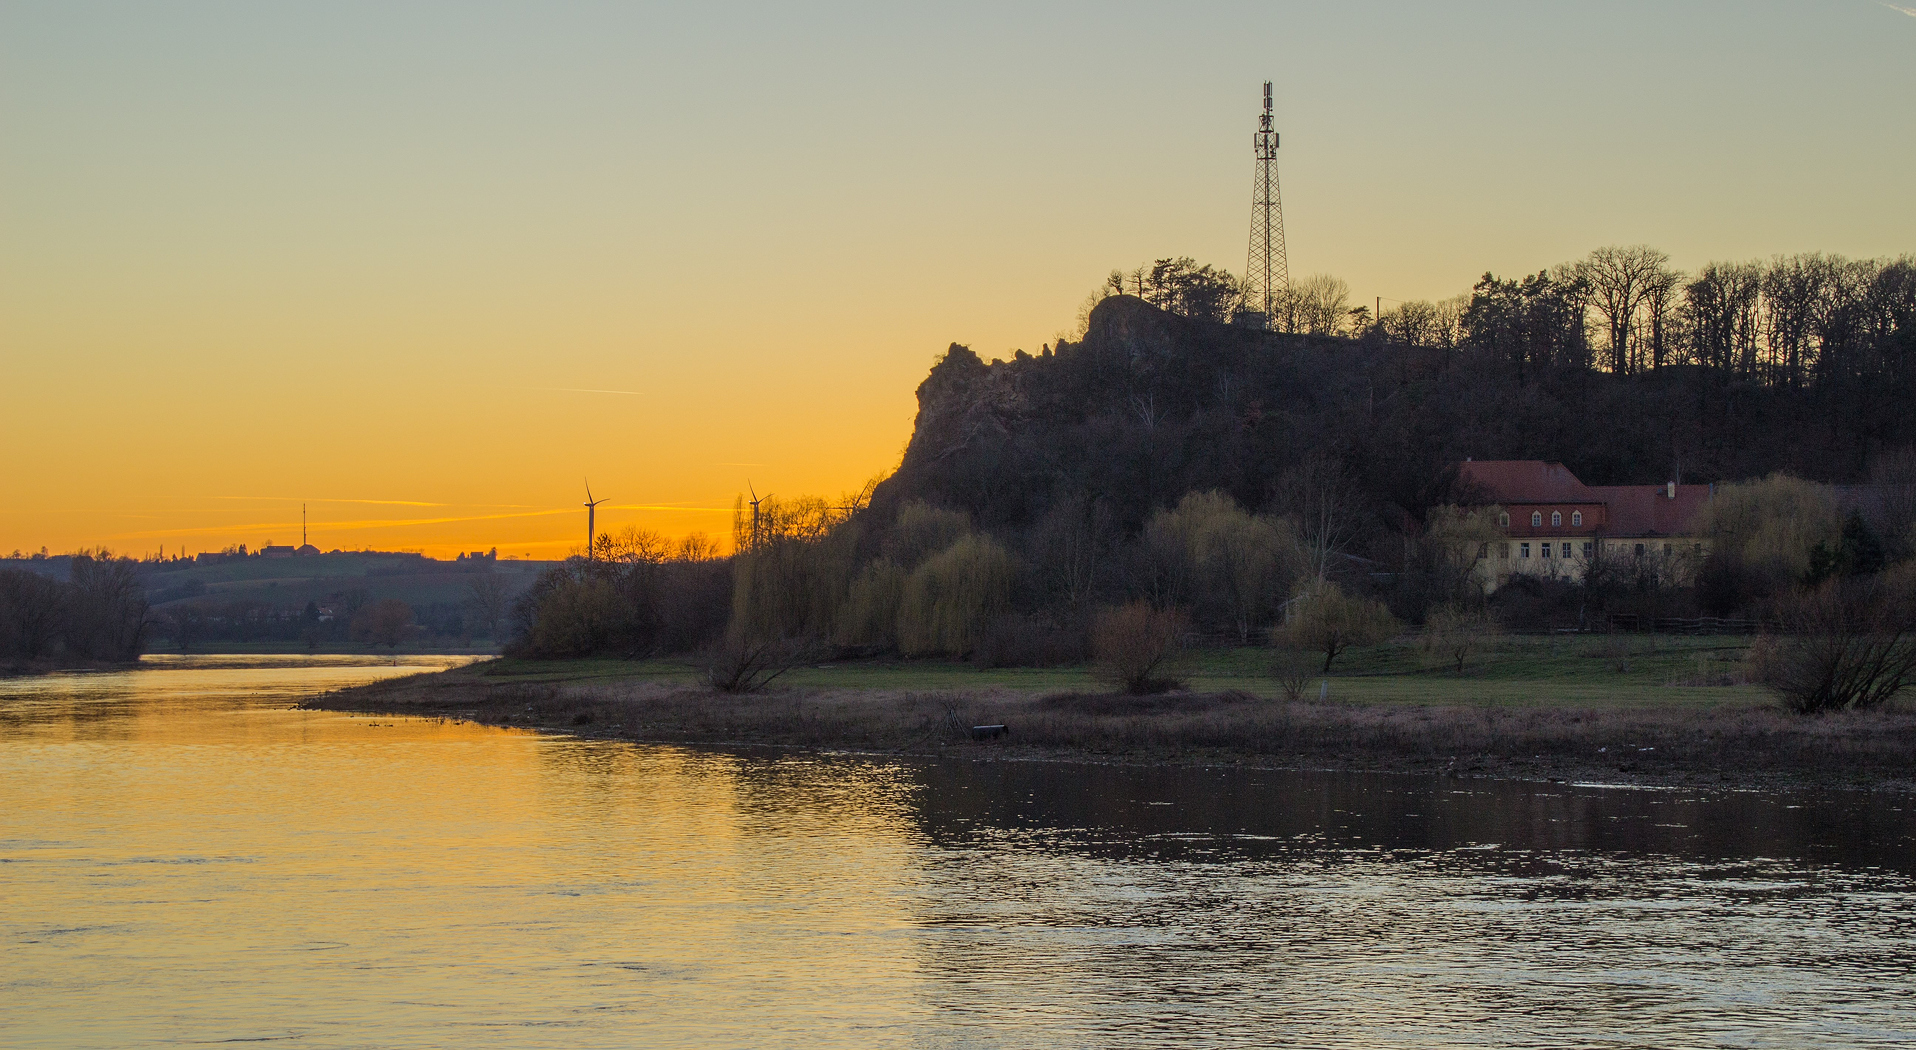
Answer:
1455, 460, 1713, 591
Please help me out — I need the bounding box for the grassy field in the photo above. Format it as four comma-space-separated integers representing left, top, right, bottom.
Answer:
472, 633, 1770, 710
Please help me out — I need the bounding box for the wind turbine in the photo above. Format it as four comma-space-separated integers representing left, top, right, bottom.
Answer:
584, 481, 610, 560
747, 483, 767, 551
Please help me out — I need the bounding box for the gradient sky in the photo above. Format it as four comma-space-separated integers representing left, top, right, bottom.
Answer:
4, 1, 1912, 559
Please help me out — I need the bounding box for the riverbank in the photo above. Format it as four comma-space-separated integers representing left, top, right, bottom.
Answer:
1, 657, 139, 678
303, 655, 1916, 791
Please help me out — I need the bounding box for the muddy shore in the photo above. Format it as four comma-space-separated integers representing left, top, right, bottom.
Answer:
301, 662, 1916, 792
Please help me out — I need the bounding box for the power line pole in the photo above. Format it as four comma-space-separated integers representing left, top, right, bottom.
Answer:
1245, 80, 1290, 329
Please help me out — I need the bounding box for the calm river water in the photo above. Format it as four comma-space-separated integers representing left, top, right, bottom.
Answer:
4, 656, 1916, 1048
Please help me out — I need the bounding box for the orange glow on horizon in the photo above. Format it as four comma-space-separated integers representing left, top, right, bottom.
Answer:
3, 4, 1910, 559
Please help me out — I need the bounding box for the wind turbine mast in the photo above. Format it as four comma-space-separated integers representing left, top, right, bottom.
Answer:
1246, 80, 1290, 329
583, 482, 610, 561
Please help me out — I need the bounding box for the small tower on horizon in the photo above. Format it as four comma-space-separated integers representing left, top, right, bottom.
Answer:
1245, 80, 1290, 328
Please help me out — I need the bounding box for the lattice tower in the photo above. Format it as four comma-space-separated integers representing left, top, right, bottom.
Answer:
1246, 81, 1289, 327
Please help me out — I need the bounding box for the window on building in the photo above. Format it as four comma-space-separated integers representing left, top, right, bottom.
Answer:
1499, 512, 1509, 528
1634, 543, 1645, 556
1694, 542, 1703, 553
1663, 542, 1672, 553
1551, 511, 1562, 526
1520, 543, 1530, 559
1500, 543, 1510, 560
1582, 542, 1592, 558
1478, 543, 1488, 559
1562, 542, 1571, 559
1572, 511, 1583, 526
1542, 543, 1552, 558
1531, 512, 1542, 527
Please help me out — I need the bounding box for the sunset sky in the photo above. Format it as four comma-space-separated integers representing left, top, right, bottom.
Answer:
4, 1, 1912, 559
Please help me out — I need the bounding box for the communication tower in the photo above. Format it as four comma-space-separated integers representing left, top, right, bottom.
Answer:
1245, 81, 1289, 327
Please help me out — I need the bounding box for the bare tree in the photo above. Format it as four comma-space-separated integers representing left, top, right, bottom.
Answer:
1276, 456, 1363, 583
1580, 245, 1677, 374
1642, 262, 1683, 369
1762, 253, 1831, 388
464, 575, 511, 642
1281, 274, 1352, 336
1683, 261, 1764, 375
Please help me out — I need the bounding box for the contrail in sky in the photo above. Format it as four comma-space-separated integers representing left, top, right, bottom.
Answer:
118, 508, 576, 538
215, 495, 444, 507
1879, 1, 1916, 16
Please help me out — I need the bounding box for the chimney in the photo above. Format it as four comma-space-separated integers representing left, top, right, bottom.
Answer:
1666, 481, 1676, 499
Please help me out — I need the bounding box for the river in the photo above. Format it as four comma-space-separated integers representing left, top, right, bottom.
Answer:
3, 655, 1914, 1048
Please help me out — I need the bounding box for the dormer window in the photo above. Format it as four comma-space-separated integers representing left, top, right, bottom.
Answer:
1531, 512, 1542, 527
1550, 512, 1562, 527
1498, 512, 1509, 528
1571, 511, 1582, 527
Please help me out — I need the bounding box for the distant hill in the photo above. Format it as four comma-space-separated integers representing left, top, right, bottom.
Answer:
128, 552, 556, 612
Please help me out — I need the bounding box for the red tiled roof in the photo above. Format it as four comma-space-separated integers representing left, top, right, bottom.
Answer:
1457, 461, 1595, 503
1590, 485, 1712, 537
1457, 460, 1711, 538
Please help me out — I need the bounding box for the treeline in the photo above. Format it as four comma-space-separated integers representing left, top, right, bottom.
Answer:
1116, 247, 1916, 400
158, 577, 520, 650
507, 529, 729, 658
1376, 247, 1916, 397
0, 553, 149, 669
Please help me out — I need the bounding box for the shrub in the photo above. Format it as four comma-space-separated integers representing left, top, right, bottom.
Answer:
1144, 491, 1305, 641
836, 558, 906, 647
1092, 602, 1189, 694
896, 534, 1016, 657
1274, 583, 1399, 673
1270, 649, 1317, 702
705, 635, 812, 693
1695, 473, 1842, 588
1759, 578, 1916, 714
1422, 603, 1502, 674
886, 502, 972, 570
513, 575, 625, 657
729, 520, 857, 644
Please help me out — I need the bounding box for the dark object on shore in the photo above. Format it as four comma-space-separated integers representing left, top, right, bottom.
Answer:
970, 724, 1008, 741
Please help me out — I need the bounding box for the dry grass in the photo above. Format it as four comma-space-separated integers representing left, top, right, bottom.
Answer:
306, 664, 1916, 790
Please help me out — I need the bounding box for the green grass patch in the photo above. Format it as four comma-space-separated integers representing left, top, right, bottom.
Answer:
474, 632, 1768, 710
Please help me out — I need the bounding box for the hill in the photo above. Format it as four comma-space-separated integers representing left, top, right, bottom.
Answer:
871, 293, 1906, 543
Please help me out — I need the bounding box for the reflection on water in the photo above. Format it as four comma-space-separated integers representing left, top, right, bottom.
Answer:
3, 657, 1914, 1048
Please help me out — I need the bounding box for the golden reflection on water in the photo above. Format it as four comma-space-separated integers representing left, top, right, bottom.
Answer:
2, 657, 937, 1049
4, 657, 1916, 1049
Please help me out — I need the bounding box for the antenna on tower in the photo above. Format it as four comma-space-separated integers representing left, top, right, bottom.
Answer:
583, 481, 610, 561
1246, 80, 1290, 330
